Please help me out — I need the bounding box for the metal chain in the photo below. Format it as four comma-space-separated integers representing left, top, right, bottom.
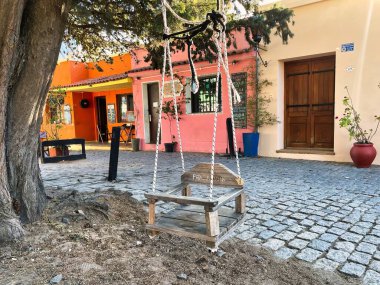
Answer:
166, 43, 185, 173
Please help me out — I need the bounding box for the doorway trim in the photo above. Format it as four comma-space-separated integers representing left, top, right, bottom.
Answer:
95, 96, 108, 142
142, 81, 160, 144
283, 54, 336, 151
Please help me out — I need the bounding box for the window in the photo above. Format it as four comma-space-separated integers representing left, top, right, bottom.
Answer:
117, 94, 133, 122
126, 94, 134, 111
63, 105, 72, 125
47, 94, 64, 124
190, 76, 221, 113
107, 104, 116, 123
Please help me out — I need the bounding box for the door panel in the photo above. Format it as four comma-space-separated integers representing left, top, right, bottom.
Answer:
285, 56, 335, 149
287, 113, 309, 147
147, 83, 160, 144
312, 111, 334, 148
286, 62, 310, 148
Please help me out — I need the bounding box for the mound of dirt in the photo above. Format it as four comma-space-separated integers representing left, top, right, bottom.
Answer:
0, 189, 360, 285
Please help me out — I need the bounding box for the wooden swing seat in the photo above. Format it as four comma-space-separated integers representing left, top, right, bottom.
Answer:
144, 163, 246, 248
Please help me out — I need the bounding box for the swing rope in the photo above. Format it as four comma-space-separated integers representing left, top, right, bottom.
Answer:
209, 33, 222, 200
166, 42, 186, 173
152, 3, 169, 193
208, 0, 241, 199
162, 0, 203, 25
154, 0, 242, 198
221, 30, 241, 178
152, 1, 186, 193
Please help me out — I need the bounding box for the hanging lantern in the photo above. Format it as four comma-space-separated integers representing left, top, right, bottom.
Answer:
80, 99, 90, 108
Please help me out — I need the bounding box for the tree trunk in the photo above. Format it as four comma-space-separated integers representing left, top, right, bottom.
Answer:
0, 0, 70, 241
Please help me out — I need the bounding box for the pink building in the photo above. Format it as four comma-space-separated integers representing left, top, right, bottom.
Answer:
129, 35, 256, 154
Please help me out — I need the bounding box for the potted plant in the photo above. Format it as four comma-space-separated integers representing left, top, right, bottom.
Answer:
338, 86, 380, 168
243, 66, 278, 157
47, 125, 69, 157
160, 98, 183, 152
131, 101, 140, 151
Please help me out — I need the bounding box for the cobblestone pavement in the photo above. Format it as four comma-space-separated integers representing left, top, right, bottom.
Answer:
41, 150, 380, 284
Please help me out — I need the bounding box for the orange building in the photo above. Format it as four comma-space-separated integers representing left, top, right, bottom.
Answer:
42, 54, 134, 142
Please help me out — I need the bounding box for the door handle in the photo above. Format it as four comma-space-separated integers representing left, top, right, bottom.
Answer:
149, 114, 152, 122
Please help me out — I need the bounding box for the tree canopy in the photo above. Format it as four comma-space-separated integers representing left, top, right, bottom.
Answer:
63, 0, 294, 69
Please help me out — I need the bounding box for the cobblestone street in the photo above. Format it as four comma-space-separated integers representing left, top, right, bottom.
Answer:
41, 150, 380, 284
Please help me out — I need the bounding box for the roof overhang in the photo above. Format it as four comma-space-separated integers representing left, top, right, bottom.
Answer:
50, 77, 132, 93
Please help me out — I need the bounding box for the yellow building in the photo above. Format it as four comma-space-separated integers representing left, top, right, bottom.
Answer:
259, 0, 380, 165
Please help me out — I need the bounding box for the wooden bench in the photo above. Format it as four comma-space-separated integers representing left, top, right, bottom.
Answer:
40, 138, 86, 163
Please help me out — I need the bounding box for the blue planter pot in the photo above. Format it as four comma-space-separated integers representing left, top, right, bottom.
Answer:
243, 132, 260, 157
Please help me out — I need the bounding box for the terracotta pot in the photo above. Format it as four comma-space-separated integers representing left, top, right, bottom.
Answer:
350, 143, 377, 168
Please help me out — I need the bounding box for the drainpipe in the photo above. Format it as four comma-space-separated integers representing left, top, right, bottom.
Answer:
254, 40, 260, 133
254, 43, 259, 133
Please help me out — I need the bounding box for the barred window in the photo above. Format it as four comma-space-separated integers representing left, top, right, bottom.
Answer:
191, 76, 221, 113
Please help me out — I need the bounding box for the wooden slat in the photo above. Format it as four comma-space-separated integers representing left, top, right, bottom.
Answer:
164, 184, 185, 195
144, 192, 218, 207
235, 193, 246, 214
148, 199, 157, 236
214, 189, 244, 211
148, 200, 156, 225
214, 214, 246, 247
181, 163, 244, 188
178, 204, 242, 219
147, 205, 246, 245
205, 210, 220, 236
146, 217, 216, 242
162, 208, 236, 229
182, 184, 191, 196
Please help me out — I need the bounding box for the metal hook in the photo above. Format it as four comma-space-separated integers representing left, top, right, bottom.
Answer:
255, 44, 268, 67
257, 50, 268, 67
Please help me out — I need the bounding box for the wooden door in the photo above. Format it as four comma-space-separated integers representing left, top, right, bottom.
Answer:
147, 83, 160, 144
285, 56, 335, 149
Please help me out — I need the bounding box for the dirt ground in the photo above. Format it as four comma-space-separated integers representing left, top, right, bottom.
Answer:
0, 189, 361, 285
